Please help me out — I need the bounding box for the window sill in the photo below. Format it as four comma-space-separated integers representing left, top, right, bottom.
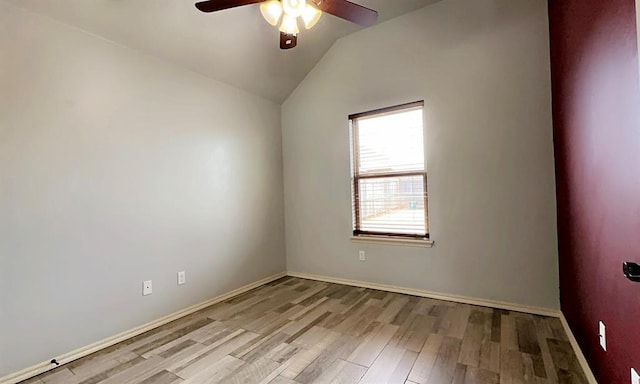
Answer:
350, 236, 434, 248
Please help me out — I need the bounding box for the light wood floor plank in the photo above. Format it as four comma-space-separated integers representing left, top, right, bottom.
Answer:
388, 350, 418, 384
325, 360, 367, 384
359, 345, 406, 383
407, 333, 444, 384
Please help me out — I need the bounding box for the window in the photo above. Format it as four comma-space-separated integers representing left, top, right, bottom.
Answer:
349, 101, 429, 240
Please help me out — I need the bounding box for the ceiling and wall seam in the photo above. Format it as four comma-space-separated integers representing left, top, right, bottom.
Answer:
0, 0, 279, 107
4, 0, 439, 103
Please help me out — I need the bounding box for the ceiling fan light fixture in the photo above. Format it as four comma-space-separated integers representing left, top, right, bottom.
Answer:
279, 13, 300, 35
260, 0, 283, 26
282, 0, 306, 18
195, 0, 378, 50
301, 3, 322, 29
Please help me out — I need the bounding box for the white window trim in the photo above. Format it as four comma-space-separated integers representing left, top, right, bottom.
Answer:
349, 101, 430, 240
350, 235, 434, 248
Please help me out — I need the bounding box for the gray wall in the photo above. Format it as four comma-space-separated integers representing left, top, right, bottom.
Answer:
0, 3, 285, 376
282, 0, 559, 310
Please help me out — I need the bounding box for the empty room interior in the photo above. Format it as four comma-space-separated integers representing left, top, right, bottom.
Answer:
1, 0, 639, 383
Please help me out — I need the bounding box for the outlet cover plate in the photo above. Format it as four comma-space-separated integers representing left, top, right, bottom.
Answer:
632, 368, 639, 384
359, 250, 365, 261
598, 321, 606, 351
178, 271, 186, 285
143, 280, 153, 296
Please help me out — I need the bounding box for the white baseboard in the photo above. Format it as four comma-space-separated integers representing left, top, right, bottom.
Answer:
559, 313, 598, 384
286, 271, 561, 318
0, 271, 286, 384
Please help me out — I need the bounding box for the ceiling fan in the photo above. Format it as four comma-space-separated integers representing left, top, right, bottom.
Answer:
195, 0, 378, 49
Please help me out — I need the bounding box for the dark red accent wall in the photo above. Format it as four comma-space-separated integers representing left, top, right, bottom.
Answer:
548, 0, 640, 382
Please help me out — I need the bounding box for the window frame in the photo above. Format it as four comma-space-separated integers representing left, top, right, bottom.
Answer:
349, 101, 430, 241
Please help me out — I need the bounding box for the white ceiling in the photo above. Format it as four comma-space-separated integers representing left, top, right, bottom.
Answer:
6, 0, 438, 102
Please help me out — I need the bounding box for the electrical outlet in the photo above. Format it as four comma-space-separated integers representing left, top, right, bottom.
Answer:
143, 280, 153, 296
599, 321, 606, 351
632, 368, 639, 384
359, 250, 365, 261
178, 271, 186, 285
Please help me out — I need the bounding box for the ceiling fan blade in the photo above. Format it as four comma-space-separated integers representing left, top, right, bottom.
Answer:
280, 32, 298, 49
195, 0, 263, 13
312, 0, 378, 26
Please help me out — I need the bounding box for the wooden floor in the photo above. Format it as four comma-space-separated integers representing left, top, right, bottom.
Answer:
21, 277, 587, 384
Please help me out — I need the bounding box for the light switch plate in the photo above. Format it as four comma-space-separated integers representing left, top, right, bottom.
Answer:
143, 280, 153, 296
178, 271, 186, 285
598, 321, 606, 351
632, 368, 639, 384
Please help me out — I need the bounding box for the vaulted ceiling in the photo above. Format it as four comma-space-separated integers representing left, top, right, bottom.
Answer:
6, 0, 439, 102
